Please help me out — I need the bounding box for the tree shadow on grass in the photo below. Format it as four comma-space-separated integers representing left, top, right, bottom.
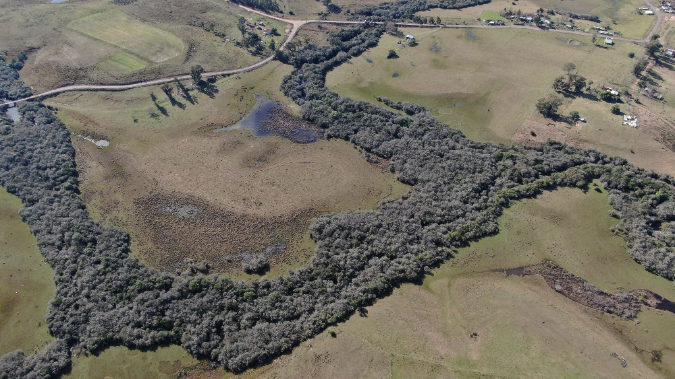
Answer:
655, 59, 675, 71
197, 81, 219, 99
153, 101, 168, 117
175, 81, 195, 105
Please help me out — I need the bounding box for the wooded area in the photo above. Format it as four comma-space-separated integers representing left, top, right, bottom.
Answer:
1, 16, 674, 379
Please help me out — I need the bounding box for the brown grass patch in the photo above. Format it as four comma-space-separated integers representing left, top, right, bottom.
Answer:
53, 70, 409, 275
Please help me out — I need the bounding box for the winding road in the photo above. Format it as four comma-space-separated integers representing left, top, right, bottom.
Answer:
0, 0, 665, 106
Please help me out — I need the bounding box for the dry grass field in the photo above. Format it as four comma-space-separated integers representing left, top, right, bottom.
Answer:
45, 61, 408, 276
0, 0, 289, 91
69, 10, 184, 63
61, 185, 675, 378
326, 27, 675, 176
0, 187, 54, 357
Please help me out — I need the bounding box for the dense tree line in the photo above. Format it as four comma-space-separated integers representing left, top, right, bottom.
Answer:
351, 0, 492, 21
0, 57, 31, 101
230, 0, 281, 13
1, 24, 674, 378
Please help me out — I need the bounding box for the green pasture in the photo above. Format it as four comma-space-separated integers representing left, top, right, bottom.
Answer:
253, 184, 675, 378
0, 187, 54, 356
64, 345, 200, 379
327, 28, 637, 144
528, 0, 654, 39
480, 11, 507, 21
69, 10, 184, 63
104, 52, 148, 73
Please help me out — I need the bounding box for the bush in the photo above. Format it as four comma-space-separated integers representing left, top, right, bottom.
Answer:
611, 105, 621, 115
536, 95, 563, 118
387, 49, 398, 58
242, 254, 269, 274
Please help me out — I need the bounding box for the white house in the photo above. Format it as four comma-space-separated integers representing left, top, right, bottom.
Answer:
646, 10, 655, 15
605, 38, 614, 45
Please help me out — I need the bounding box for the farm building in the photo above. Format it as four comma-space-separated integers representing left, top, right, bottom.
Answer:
605, 38, 614, 45
645, 87, 664, 100
406, 34, 415, 40
263, 29, 272, 35
646, 10, 655, 14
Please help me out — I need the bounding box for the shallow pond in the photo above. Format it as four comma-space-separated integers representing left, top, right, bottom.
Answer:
49, 0, 69, 3
5, 107, 19, 123
2, 99, 19, 122
214, 93, 321, 143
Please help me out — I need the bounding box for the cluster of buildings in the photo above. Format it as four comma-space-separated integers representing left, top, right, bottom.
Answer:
659, 2, 675, 13
244, 19, 273, 35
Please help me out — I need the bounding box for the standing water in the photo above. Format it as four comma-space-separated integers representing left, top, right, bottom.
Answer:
2, 100, 20, 123
214, 93, 322, 143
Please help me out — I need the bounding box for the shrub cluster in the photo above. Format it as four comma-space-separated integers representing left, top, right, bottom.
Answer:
0, 24, 674, 378
351, 0, 492, 21
0, 57, 31, 101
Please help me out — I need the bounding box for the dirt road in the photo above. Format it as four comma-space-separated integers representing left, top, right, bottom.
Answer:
0, 0, 665, 106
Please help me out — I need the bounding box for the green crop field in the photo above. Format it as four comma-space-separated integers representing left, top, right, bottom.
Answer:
480, 10, 507, 21
0, 187, 55, 357
69, 10, 184, 63
104, 52, 148, 73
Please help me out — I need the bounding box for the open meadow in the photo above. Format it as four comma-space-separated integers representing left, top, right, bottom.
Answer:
45, 61, 409, 277
326, 27, 675, 176
0, 0, 289, 91
0, 187, 54, 357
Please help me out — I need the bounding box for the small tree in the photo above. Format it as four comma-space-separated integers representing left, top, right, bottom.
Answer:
628, 52, 635, 58
611, 105, 621, 114
536, 95, 563, 118
437, 16, 442, 24
646, 40, 662, 58
243, 32, 261, 48
563, 62, 577, 75
161, 84, 172, 97
191, 65, 204, 84
572, 75, 586, 93
553, 75, 570, 92
387, 49, 399, 59
269, 39, 276, 51
237, 16, 247, 36
633, 59, 648, 77
570, 110, 580, 120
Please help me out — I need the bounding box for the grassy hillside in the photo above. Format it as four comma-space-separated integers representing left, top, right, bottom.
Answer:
0, 187, 55, 357
0, 0, 289, 91
326, 28, 675, 177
